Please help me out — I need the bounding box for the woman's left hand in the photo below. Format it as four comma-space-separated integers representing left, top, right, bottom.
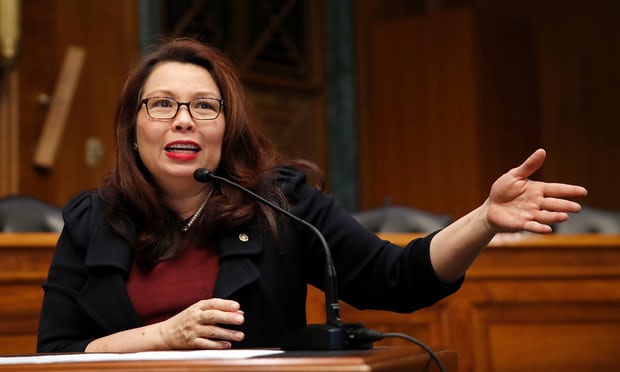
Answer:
485, 148, 588, 234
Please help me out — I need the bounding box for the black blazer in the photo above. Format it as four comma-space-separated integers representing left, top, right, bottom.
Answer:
37, 167, 462, 352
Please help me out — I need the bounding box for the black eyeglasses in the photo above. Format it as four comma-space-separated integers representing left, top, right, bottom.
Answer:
141, 96, 225, 120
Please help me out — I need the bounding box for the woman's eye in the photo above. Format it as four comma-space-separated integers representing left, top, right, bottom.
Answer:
153, 99, 174, 108
195, 100, 215, 110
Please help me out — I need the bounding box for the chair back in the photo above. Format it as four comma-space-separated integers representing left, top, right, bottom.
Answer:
0, 195, 64, 232
554, 206, 620, 234
353, 205, 452, 233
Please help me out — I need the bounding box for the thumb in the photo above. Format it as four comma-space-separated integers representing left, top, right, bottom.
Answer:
510, 148, 546, 179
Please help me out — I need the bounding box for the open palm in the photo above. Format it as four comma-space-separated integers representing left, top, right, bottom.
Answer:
486, 149, 587, 233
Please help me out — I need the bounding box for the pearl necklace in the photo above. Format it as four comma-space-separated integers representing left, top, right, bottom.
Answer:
182, 189, 214, 232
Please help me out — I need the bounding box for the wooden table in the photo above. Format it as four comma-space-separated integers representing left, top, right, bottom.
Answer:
4, 232, 620, 371
345, 233, 620, 372
0, 346, 456, 371
0, 233, 58, 354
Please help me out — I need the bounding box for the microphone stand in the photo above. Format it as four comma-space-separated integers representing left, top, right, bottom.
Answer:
193, 168, 375, 350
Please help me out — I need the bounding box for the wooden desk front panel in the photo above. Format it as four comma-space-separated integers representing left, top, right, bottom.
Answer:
3, 233, 620, 372
327, 234, 620, 372
0, 234, 57, 354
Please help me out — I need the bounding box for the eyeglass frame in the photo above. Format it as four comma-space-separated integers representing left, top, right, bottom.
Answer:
140, 96, 225, 120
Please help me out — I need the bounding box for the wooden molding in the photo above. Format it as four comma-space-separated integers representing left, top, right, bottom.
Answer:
0, 69, 19, 195
33, 46, 86, 169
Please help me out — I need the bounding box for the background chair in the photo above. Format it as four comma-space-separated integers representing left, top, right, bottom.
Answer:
0, 195, 64, 232
352, 205, 453, 233
553, 206, 620, 234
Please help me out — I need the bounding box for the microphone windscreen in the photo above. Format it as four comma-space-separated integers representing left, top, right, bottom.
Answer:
193, 168, 212, 183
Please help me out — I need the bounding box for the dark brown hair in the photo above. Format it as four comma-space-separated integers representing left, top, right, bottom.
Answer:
100, 37, 322, 269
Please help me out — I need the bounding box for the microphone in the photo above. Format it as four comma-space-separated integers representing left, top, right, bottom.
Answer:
193, 168, 377, 350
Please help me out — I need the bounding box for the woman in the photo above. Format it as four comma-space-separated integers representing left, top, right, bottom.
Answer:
37, 38, 587, 353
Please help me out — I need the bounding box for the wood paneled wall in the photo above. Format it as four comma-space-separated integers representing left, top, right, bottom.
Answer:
14, 0, 139, 206
11, 0, 619, 214
355, 1, 620, 218
357, 8, 540, 218
505, 0, 620, 211
8, 1, 328, 209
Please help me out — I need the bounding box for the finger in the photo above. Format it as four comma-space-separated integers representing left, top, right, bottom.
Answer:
189, 325, 244, 350
191, 326, 245, 350
522, 207, 577, 233
510, 148, 546, 179
196, 324, 245, 343
522, 220, 553, 234
198, 298, 241, 312
193, 338, 233, 350
534, 209, 570, 225
199, 309, 245, 326
540, 197, 582, 213
543, 183, 588, 198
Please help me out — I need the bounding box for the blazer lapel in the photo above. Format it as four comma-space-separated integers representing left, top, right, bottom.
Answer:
214, 226, 264, 298
78, 220, 142, 332
77, 220, 268, 331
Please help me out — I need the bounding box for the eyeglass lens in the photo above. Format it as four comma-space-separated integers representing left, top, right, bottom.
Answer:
145, 97, 222, 120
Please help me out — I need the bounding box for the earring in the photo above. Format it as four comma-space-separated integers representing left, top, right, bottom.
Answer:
132, 142, 138, 150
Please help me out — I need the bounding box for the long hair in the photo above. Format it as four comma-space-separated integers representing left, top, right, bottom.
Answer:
100, 37, 322, 269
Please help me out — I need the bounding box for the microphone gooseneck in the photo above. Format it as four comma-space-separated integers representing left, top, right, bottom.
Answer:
193, 168, 450, 370
193, 168, 341, 326
192, 168, 371, 350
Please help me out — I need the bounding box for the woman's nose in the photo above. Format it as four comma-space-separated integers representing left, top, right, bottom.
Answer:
172, 106, 195, 132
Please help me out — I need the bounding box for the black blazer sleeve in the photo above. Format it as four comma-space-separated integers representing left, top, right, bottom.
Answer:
37, 191, 138, 352
278, 166, 463, 313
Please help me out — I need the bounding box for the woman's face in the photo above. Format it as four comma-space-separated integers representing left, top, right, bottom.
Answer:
136, 61, 225, 192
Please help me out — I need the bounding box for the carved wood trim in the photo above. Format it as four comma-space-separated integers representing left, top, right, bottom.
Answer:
0, 70, 19, 196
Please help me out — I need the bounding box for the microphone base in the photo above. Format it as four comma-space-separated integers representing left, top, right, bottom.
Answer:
281, 323, 374, 351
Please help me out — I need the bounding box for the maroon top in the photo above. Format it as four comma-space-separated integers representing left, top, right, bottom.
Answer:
126, 243, 219, 325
